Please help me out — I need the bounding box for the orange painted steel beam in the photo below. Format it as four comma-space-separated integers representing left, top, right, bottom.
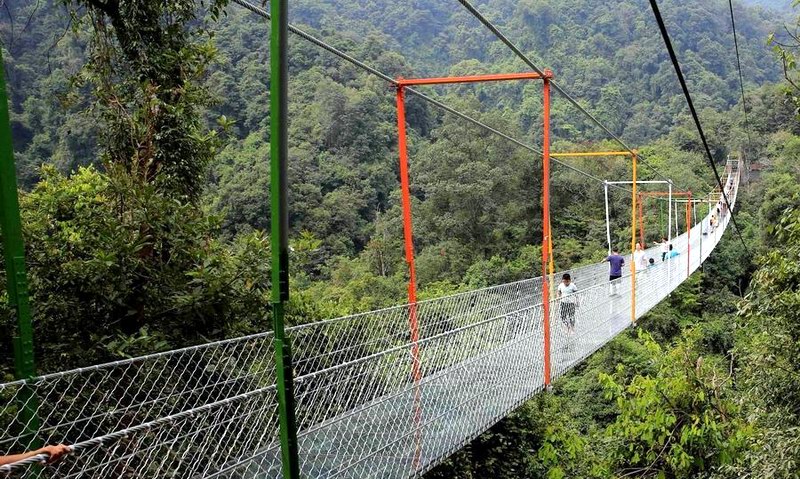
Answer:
542, 77, 553, 388
395, 87, 419, 345
550, 151, 635, 157
396, 71, 550, 87
395, 85, 423, 470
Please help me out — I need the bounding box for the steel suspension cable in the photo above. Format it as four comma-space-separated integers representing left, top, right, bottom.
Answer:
229, 0, 632, 193
453, 0, 680, 189
647, 0, 750, 254
728, 0, 755, 168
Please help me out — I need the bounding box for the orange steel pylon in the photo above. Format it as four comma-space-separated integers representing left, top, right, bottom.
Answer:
394, 70, 554, 468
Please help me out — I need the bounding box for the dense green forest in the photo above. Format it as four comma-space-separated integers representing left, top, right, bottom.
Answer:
2, 0, 800, 476
744, 0, 792, 10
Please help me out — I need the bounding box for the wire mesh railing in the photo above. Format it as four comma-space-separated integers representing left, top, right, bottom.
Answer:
0, 331, 283, 478
0, 169, 740, 478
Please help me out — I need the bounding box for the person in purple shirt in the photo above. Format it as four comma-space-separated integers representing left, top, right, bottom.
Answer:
605, 249, 625, 296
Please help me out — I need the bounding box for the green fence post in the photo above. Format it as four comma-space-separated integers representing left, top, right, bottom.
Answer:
0, 48, 41, 449
270, 0, 301, 477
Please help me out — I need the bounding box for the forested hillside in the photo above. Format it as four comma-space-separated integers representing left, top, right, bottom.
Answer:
2, 0, 800, 476
743, 0, 792, 10
2, 0, 784, 187
0, 0, 785, 266
286, 0, 780, 140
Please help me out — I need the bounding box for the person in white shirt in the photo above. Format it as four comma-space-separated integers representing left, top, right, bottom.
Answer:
633, 243, 647, 272
557, 273, 579, 333
653, 237, 669, 261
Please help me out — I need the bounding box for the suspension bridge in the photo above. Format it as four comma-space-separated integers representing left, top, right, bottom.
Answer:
0, 162, 742, 478
0, 0, 753, 477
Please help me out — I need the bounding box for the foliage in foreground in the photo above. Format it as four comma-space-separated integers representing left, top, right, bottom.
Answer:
0, 165, 271, 372
730, 208, 800, 478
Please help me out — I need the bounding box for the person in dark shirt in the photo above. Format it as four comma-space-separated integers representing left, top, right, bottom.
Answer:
605, 249, 625, 296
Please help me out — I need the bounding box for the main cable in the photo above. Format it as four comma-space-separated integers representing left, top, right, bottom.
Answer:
453, 0, 680, 189
728, 0, 755, 170
229, 0, 633, 193
647, 0, 750, 254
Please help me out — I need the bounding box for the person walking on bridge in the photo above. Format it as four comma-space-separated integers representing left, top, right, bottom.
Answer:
654, 237, 669, 261
558, 273, 579, 334
667, 244, 679, 259
605, 249, 625, 296
634, 243, 648, 272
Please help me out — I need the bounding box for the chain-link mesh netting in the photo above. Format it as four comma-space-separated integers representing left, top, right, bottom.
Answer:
0, 330, 283, 478
0, 168, 740, 478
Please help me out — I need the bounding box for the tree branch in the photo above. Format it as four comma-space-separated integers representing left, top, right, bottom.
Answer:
779, 54, 800, 93
84, 0, 119, 21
